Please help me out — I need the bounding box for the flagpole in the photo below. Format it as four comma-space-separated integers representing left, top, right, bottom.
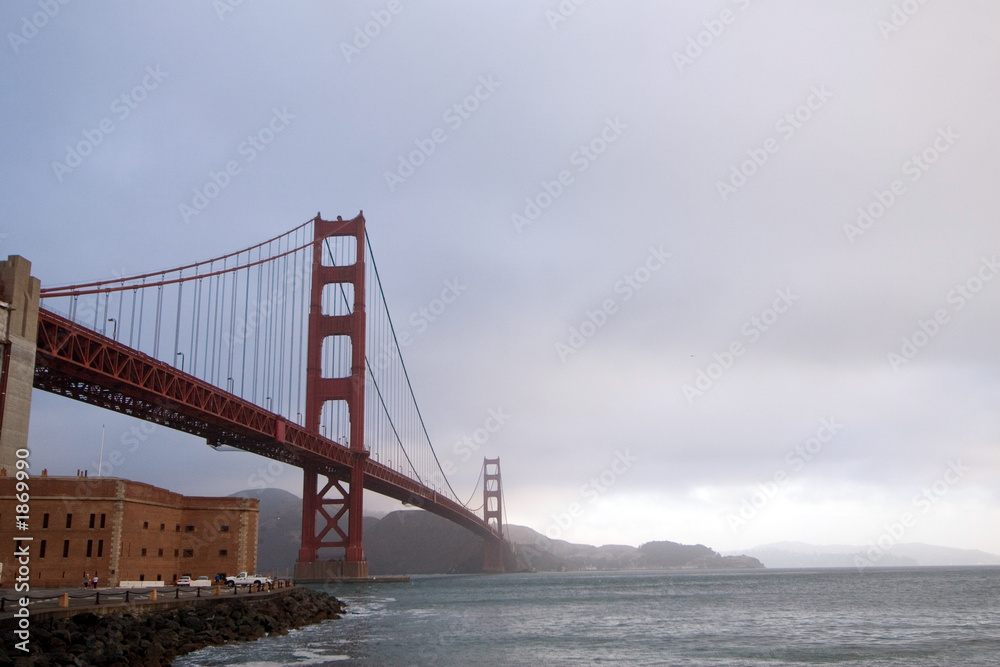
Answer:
98, 424, 105, 477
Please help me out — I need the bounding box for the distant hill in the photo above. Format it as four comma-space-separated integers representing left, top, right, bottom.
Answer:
724, 541, 1000, 568
364, 510, 520, 575
231, 489, 516, 575
230, 488, 302, 577
507, 524, 763, 572
235, 489, 764, 575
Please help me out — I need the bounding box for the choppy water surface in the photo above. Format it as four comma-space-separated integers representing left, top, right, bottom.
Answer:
175, 567, 1000, 666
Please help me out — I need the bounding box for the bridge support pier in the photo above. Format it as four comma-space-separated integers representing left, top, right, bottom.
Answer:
295, 462, 369, 581
482, 458, 506, 573
0, 256, 41, 474
483, 537, 504, 573
297, 213, 369, 581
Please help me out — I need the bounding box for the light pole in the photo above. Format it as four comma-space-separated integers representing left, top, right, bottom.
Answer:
107, 318, 117, 341
176, 352, 185, 372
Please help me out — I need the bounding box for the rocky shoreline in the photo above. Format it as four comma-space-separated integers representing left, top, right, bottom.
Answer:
2, 587, 345, 666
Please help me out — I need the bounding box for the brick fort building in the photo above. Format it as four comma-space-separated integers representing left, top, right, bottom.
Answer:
0, 475, 259, 588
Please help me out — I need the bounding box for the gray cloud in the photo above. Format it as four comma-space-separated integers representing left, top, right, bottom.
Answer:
6, 1, 1000, 553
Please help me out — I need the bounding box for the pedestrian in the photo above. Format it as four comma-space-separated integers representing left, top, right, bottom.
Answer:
84, 572, 90, 589
92, 573, 98, 589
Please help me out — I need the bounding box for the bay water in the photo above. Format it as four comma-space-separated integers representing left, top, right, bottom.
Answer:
175, 567, 1000, 666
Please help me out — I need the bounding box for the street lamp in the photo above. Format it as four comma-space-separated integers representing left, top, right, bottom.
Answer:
176, 352, 185, 372
107, 318, 117, 341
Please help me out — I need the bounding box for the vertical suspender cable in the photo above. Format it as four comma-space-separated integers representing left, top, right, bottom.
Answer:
292, 230, 303, 422
365, 232, 461, 498
252, 260, 263, 403
100, 291, 108, 334
191, 277, 202, 376
173, 277, 184, 367
241, 265, 251, 397
214, 261, 226, 385
207, 271, 215, 379
228, 261, 238, 393
154, 281, 163, 359
277, 250, 289, 415
137, 282, 146, 352
264, 243, 276, 408
116, 284, 124, 339
128, 289, 137, 348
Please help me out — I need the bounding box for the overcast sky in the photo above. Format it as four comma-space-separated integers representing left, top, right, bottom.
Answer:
4, 2, 1000, 555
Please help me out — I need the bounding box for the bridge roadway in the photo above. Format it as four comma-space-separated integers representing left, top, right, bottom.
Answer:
32, 308, 496, 543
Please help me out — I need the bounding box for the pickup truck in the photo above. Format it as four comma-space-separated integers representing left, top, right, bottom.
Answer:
225, 572, 272, 587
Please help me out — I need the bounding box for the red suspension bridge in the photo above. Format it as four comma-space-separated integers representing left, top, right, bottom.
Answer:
3, 213, 507, 578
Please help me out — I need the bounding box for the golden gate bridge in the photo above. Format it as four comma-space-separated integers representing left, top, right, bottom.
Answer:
12, 212, 506, 578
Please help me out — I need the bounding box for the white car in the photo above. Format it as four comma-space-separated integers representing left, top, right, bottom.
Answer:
225, 572, 272, 587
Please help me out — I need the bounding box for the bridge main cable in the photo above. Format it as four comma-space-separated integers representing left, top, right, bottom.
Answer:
39, 218, 315, 298
363, 230, 465, 504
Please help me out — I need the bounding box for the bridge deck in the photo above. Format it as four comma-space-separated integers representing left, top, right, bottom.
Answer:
33, 308, 499, 542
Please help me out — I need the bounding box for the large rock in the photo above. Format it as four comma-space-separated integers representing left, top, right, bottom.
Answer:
20, 588, 346, 666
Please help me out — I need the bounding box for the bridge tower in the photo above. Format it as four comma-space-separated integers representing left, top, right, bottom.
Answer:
296, 213, 369, 580
0, 256, 41, 474
483, 457, 505, 572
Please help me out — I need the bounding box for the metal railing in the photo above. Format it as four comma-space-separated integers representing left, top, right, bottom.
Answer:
0, 579, 293, 613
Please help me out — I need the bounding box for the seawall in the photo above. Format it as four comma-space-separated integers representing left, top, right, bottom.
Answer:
1, 586, 345, 665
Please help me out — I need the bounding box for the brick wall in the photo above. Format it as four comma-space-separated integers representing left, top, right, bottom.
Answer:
0, 476, 258, 588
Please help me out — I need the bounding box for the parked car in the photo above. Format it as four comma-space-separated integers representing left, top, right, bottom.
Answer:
225, 572, 272, 587
176, 576, 192, 586
191, 576, 213, 587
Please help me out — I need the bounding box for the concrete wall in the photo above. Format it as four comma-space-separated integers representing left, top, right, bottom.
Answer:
0, 256, 41, 475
